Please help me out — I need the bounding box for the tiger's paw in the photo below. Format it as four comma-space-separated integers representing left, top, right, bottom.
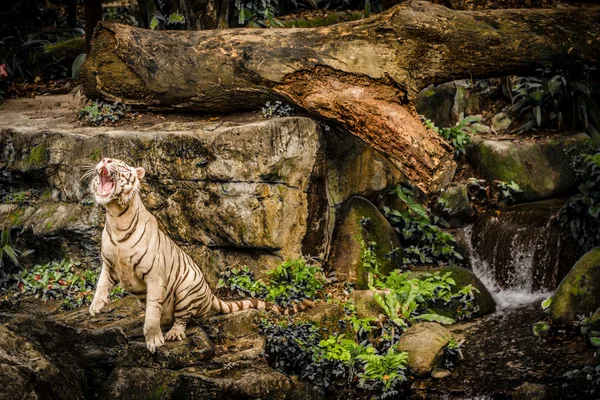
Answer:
145, 329, 165, 353
165, 325, 187, 341
89, 300, 105, 316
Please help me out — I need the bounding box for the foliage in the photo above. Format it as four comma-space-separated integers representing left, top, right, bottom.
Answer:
494, 180, 522, 202
541, 296, 553, 311
217, 258, 325, 307
265, 258, 325, 306
261, 318, 321, 372
78, 100, 131, 126
261, 317, 408, 397
507, 71, 600, 135
384, 185, 463, 267
422, 116, 479, 156
0, 226, 34, 273
465, 177, 522, 207
7, 259, 125, 310
150, 12, 186, 30
237, 0, 284, 27
261, 100, 294, 118
374, 270, 478, 325
356, 347, 408, 394
560, 150, 600, 250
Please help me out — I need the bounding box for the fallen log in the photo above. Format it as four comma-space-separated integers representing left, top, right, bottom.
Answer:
82, 1, 600, 192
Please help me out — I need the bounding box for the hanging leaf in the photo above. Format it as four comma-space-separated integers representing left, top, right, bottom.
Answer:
71, 53, 86, 80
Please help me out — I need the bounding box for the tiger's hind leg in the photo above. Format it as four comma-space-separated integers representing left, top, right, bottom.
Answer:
165, 316, 187, 341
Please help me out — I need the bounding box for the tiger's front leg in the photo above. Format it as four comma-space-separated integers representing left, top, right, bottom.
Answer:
89, 262, 116, 316
144, 277, 166, 353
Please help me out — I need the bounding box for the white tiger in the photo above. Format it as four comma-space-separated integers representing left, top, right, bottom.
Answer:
87, 157, 277, 353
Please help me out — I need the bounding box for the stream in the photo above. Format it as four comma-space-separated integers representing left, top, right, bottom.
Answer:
415, 200, 598, 399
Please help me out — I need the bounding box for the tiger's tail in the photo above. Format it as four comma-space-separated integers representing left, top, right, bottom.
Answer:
211, 295, 315, 315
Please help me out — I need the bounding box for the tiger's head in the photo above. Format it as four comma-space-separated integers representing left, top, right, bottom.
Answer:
91, 158, 145, 207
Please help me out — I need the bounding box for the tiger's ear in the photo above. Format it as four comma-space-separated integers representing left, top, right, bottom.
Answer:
135, 167, 145, 180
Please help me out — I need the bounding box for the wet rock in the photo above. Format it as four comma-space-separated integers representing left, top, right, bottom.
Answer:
408, 266, 496, 319
437, 184, 473, 227
467, 134, 589, 202
328, 197, 402, 289
512, 382, 555, 400
550, 248, 600, 325
398, 322, 453, 377
415, 85, 457, 128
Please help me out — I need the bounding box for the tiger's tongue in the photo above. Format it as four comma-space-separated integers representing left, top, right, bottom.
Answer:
101, 174, 114, 192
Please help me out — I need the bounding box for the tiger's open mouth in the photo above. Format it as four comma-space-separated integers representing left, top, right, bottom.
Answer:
98, 167, 115, 196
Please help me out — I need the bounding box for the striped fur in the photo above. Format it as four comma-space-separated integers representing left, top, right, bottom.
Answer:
87, 158, 305, 353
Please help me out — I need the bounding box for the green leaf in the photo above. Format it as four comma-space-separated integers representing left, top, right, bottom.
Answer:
414, 313, 454, 324
3, 245, 20, 266
150, 16, 159, 30
541, 297, 552, 310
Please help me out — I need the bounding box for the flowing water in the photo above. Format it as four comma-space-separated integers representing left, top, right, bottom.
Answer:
415, 199, 594, 399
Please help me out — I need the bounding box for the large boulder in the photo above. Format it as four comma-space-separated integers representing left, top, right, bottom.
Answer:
397, 322, 453, 377
467, 134, 589, 202
328, 197, 402, 289
0, 97, 328, 284
550, 248, 600, 325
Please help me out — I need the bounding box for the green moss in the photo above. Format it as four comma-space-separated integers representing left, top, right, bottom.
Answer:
28, 144, 48, 167
44, 37, 85, 54
89, 149, 102, 162
44, 221, 53, 230
422, 89, 435, 97
7, 209, 24, 225
5, 192, 29, 204
550, 248, 600, 324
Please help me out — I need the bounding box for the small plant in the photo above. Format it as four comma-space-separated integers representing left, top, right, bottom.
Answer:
261, 101, 294, 118
560, 150, 600, 250
8, 259, 125, 310
494, 180, 522, 203
236, 0, 283, 27
150, 12, 186, 30
217, 258, 325, 307
422, 116, 479, 156
0, 226, 33, 275
78, 100, 131, 126
384, 185, 463, 267
507, 71, 600, 135
356, 347, 409, 394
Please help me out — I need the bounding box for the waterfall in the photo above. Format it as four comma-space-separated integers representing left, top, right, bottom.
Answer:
458, 199, 583, 309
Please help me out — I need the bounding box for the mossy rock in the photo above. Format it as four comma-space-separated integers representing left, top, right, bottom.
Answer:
407, 266, 496, 320
437, 184, 473, 227
301, 301, 352, 337
467, 134, 589, 202
328, 196, 402, 289
550, 248, 600, 325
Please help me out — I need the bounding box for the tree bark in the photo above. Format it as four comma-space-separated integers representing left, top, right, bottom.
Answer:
81, 1, 600, 193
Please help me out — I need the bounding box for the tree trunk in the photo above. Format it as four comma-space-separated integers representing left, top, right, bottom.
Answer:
82, 1, 600, 193
84, 0, 103, 53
